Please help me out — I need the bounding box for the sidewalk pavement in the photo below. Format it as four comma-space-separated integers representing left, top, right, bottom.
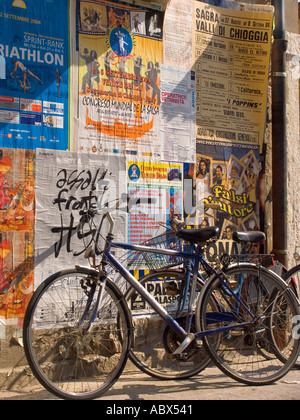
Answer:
0, 365, 299, 400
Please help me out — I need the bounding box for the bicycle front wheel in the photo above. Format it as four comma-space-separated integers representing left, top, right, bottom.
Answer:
196, 264, 300, 385
23, 268, 131, 400
125, 269, 214, 379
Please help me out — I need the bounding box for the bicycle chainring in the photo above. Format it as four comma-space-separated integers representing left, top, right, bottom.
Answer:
162, 317, 199, 360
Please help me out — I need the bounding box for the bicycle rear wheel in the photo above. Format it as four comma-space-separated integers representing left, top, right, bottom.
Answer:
282, 264, 300, 369
283, 264, 300, 300
196, 263, 300, 385
23, 268, 131, 400
125, 269, 215, 379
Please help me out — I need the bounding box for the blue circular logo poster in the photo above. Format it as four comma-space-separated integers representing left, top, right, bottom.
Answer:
128, 164, 140, 182
109, 26, 133, 58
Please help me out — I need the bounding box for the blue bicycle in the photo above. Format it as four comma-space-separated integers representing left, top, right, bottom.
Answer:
23, 197, 300, 399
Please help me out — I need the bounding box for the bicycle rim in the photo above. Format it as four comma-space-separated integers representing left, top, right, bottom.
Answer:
197, 264, 300, 385
23, 268, 131, 400
125, 269, 212, 379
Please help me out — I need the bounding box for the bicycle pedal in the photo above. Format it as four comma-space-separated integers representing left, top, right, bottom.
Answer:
195, 339, 203, 348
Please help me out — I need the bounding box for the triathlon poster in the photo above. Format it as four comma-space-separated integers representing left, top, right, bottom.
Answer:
0, 0, 69, 150
77, 0, 164, 157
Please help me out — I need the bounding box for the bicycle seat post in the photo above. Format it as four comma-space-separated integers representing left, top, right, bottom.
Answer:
188, 245, 202, 317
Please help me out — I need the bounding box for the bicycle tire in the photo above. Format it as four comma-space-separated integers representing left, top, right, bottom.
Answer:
196, 263, 300, 385
125, 269, 217, 379
283, 263, 300, 300
282, 264, 300, 369
23, 267, 132, 400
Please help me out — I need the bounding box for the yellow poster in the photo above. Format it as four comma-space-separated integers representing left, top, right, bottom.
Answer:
193, 2, 273, 149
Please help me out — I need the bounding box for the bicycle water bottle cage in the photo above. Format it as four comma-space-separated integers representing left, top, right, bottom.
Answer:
176, 226, 219, 244
232, 231, 265, 243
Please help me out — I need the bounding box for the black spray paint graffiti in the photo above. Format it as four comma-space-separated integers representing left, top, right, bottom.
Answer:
51, 168, 110, 258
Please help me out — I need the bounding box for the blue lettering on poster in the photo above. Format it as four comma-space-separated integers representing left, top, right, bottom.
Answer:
0, 0, 69, 150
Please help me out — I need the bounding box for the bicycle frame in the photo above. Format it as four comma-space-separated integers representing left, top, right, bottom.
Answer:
98, 217, 258, 353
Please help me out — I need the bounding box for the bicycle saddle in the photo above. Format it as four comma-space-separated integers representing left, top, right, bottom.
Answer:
176, 226, 219, 243
232, 231, 266, 243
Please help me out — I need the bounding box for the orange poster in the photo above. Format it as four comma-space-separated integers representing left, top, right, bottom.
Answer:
0, 148, 35, 319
